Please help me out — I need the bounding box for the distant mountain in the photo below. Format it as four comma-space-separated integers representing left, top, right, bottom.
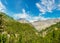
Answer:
18, 18, 60, 32
18, 18, 29, 23
32, 19, 60, 31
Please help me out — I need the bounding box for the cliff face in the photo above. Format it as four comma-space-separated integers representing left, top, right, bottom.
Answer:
32, 19, 60, 31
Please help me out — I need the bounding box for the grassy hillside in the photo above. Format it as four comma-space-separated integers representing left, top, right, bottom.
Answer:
0, 12, 40, 43
39, 22, 60, 43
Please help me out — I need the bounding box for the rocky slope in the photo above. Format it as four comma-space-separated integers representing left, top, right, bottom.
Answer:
32, 19, 60, 31
18, 17, 60, 32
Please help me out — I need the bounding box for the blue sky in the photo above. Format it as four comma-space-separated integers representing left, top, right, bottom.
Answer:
0, 0, 60, 22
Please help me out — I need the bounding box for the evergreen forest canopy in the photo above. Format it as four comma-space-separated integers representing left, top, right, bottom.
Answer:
0, 12, 60, 43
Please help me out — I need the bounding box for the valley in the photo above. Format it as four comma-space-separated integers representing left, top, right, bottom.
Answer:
0, 12, 60, 43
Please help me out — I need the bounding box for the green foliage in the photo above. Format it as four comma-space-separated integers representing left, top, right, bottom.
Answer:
41, 22, 60, 43
0, 12, 40, 43
0, 12, 60, 43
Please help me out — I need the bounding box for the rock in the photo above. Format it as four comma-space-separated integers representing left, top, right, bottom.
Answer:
32, 19, 60, 31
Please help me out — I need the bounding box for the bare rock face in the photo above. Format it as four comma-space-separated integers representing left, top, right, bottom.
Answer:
18, 18, 29, 23
32, 19, 60, 31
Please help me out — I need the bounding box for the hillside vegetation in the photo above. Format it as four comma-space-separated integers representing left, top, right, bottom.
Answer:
0, 12, 60, 43
39, 22, 60, 43
0, 12, 40, 43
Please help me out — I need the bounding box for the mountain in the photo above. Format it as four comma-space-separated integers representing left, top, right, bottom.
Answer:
32, 19, 60, 31
0, 12, 40, 43
18, 18, 29, 23
39, 22, 60, 43
0, 12, 60, 43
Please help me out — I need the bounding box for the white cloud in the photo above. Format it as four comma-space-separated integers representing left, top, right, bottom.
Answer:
13, 9, 40, 22
28, 16, 53, 22
0, 1, 6, 12
13, 9, 31, 19
13, 9, 52, 22
57, 4, 60, 10
14, 13, 30, 19
29, 16, 46, 22
14, 0, 60, 22
36, 0, 60, 14
36, 3, 46, 14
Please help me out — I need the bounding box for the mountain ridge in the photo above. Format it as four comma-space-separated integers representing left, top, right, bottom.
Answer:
18, 18, 29, 23
32, 19, 60, 31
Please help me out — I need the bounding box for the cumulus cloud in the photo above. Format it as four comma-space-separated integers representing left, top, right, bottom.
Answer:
0, 1, 6, 12
36, 0, 60, 14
